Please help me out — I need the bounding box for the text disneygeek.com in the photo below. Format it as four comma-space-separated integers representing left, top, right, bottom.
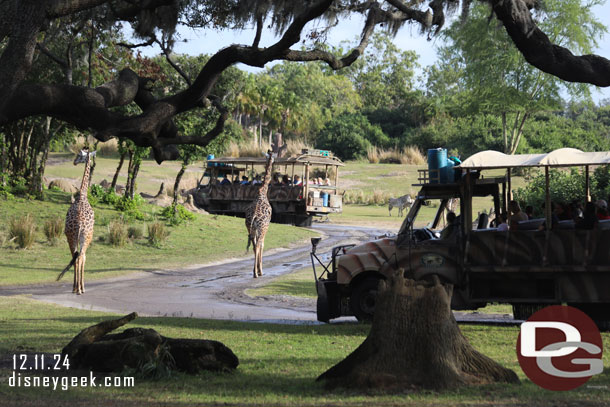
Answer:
7, 353, 134, 390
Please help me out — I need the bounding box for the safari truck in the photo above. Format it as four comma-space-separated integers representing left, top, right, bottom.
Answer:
194, 150, 343, 226
312, 148, 610, 326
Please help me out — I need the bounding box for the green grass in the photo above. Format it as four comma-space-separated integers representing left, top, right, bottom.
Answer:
0, 189, 316, 286
247, 268, 316, 299
45, 153, 202, 196
1, 296, 609, 406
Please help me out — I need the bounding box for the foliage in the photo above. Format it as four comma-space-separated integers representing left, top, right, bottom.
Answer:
316, 113, 388, 160
513, 168, 601, 217
43, 216, 64, 245
147, 221, 170, 248
160, 204, 195, 226
127, 225, 144, 240
8, 214, 37, 249
114, 195, 146, 221
107, 220, 128, 248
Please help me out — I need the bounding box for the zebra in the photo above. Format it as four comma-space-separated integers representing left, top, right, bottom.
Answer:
388, 194, 414, 217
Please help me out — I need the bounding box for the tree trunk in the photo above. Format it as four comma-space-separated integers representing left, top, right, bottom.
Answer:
111, 151, 126, 191
62, 312, 239, 375
125, 150, 134, 198
129, 160, 140, 200
88, 140, 99, 187
30, 116, 52, 199
317, 271, 519, 391
173, 162, 187, 206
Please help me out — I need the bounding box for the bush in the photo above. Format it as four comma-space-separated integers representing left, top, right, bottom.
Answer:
317, 113, 387, 160
9, 214, 36, 249
128, 225, 144, 240
89, 184, 105, 198
114, 195, 146, 220
43, 216, 64, 245
160, 204, 195, 226
148, 221, 169, 247
107, 220, 128, 247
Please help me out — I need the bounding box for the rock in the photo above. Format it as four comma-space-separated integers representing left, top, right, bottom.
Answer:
49, 179, 77, 194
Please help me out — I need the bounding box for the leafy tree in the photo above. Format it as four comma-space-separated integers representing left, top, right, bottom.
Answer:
317, 113, 387, 160
432, 0, 606, 154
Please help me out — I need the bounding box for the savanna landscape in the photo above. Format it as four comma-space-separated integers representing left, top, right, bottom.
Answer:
2, 0, 610, 406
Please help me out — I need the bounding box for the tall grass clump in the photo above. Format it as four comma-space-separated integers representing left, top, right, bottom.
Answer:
43, 216, 64, 245
367, 146, 381, 164
366, 146, 426, 165
285, 139, 314, 156
9, 214, 37, 249
127, 225, 144, 240
107, 220, 128, 247
402, 146, 426, 165
148, 221, 169, 247
225, 140, 269, 158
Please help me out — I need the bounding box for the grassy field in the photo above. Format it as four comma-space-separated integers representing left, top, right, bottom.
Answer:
1, 296, 609, 406
0, 189, 316, 286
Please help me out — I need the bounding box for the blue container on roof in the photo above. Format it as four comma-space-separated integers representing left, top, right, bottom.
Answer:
427, 148, 447, 184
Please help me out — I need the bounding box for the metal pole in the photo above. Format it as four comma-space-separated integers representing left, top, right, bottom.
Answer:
507, 167, 512, 201
545, 166, 551, 228
585, 165, 591, 202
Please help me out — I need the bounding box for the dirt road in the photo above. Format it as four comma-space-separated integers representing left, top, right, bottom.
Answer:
0, 223, 517, 325
0, 224, 387, 322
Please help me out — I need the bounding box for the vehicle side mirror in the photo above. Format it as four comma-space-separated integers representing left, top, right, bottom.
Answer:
311, 237, 321, 254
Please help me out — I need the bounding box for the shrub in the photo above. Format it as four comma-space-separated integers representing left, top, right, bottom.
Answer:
128, 225, 144, 240
9, 214, 36, 249
148, 221, 169, 247
114, 195, 146, 220
90, 184, 105, 198
107, 220, 128, 247
43, 216, 64, 245
160, 204, 195, 225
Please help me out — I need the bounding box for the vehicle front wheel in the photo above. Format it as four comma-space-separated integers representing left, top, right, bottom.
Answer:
350, 278, 381, 322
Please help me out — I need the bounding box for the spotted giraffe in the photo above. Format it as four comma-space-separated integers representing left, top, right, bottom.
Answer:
245, 150, 274, 278
57, 148, 96, 294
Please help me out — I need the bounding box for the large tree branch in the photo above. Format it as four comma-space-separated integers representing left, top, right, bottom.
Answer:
491, 0, 610, 86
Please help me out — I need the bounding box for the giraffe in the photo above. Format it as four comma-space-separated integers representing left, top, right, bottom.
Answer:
245, 150, 274, 278
57, 148, 96, 294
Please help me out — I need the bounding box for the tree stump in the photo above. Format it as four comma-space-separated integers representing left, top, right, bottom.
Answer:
62, 313, 238, 374
317, 271, 519, 390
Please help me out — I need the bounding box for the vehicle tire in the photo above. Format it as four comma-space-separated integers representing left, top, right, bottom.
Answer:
295, 214, 312, 227
350, 278, 381, 323
512, 304, 546, 320
316, 280, 330, 323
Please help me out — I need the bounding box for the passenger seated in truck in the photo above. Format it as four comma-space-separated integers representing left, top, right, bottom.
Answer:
240, 176, 249, 185
596, 200, 610, 220
525, 205, 534, 220
440, 212, 459, 239
539, 202, 560, 230
282, 175, 291, 185
252, 175, 262, 185
293, 175, 302, 186
508, 200, 528, 229
272, 173, 282, 186
219, 174, 231, 185
576, 202, 598, 230
497, 214, 509, 231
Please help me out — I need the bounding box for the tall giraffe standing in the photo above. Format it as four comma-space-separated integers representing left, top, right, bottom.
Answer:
245, 150, 274, 278
57, 148, 96, 294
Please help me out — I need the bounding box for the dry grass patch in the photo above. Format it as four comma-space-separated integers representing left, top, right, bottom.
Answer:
367, 146, 426, 165
9, 214, 37, 249
43, 216, 64, 245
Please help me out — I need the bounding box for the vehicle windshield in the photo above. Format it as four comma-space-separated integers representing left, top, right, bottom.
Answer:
399, 198, 456, 235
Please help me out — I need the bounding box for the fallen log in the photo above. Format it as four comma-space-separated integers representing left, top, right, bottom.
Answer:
62, 313, 238, 374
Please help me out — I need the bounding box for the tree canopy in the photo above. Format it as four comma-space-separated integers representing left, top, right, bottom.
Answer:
1, 0, 609, 163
